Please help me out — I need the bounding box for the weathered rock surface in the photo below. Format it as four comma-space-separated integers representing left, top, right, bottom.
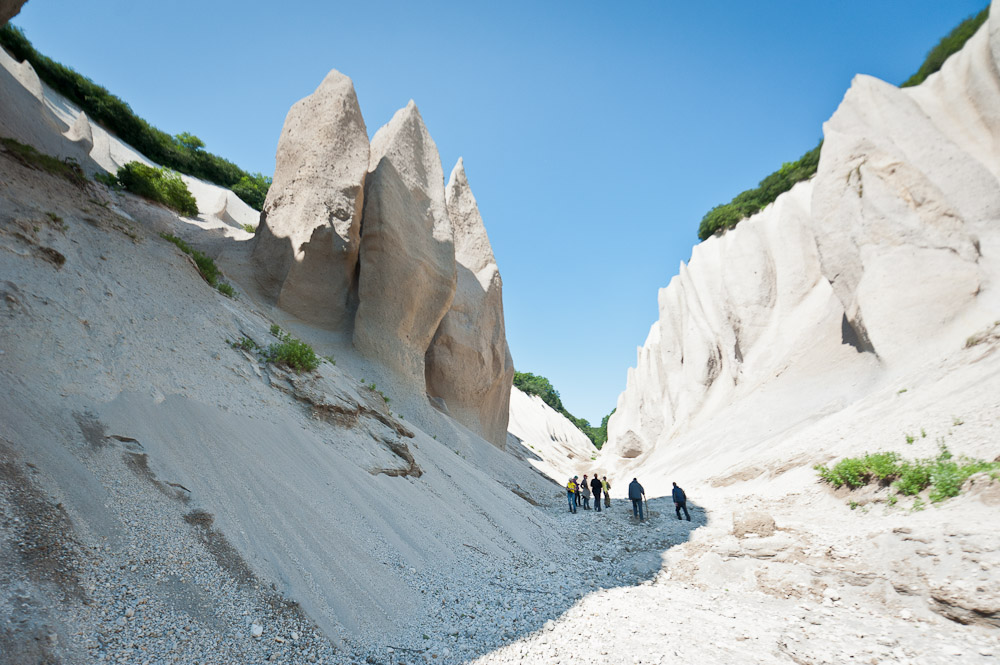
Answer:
425, 158, 514, 448
604, 9, 1000, 465
354, 102, 456, 386
63, 110, 93, 153
251, 69, 369, 331
506, 387, 597, 482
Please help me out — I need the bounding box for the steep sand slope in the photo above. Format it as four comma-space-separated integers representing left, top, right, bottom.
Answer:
506, 386, 598, 484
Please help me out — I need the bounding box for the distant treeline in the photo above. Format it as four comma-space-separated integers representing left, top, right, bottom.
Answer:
0, 25, 271, 211
513, 371, 614, 449
697, 5, 990, 242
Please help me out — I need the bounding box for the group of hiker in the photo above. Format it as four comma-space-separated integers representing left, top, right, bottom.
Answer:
565, 474, 611, 513
566, 475, 692, 523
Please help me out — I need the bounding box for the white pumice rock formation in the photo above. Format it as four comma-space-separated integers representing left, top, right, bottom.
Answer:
604, 6, 1000, 472
62, 109, 93, 153
354, 101, 457, 387
506, 387, 597, 481
251, 69, 369, 331
425, 158, 514, 448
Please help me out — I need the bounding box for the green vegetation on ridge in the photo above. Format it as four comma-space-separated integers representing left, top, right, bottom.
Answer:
114, 162, 199, 217
0, 24, 272, 211
513, 371, 613, 449
697, 5, 990, 242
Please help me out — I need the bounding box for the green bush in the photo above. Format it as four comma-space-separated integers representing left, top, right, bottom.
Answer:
266, 337, 319, 373
118, 162, 199, 216
159, 233, 221, 286
216, 282, 236, 298
817, 445, 1000, 505
0, 136, 86, 186
0, 24, 270, 210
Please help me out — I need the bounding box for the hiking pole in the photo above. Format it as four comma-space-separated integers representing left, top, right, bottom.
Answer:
643, 496, 649, 522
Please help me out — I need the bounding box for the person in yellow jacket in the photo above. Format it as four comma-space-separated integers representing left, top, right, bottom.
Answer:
603, 476, 611, 508
567, 476, 579, 513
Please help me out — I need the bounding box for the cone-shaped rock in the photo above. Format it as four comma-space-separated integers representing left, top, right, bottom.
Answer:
354, 102, 456, 386
426, 159, 515, 448
250, 69, 369, 331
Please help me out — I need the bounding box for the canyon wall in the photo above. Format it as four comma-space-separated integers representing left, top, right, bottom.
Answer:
604, 6, 1000, 466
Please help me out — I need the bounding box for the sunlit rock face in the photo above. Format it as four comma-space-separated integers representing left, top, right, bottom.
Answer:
426, 158, 514, 449
604, 9, 1000, 463
251, 69, 369, 332
354, 101, 456, 388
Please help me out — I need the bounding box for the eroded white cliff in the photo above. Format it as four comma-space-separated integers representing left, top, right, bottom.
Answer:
604, 7, 1000, 471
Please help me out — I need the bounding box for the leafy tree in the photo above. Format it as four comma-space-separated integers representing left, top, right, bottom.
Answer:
175, 132, 205, 151
901, 7, 989, 88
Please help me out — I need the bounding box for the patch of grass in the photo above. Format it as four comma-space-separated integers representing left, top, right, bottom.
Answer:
216, 282, 236, 298
897, 388, 908, 394
952, 415, 964, 426
265, 327, 319, 373
93, 171, 119, 189
241, 223, 257, 234
905, 433, 915, 445
117, 162, 199, 216
848, 500, 859, 511
921, 428, 927, 439
322, 355, 336, 365
229, 337, 258, 352
0, 136, 86, 186
817, 445, 1000, 506
159, 233, 221, 286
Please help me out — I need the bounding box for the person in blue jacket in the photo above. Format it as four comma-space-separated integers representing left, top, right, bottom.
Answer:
672, 481, 691, 521
628, 478, 645, 520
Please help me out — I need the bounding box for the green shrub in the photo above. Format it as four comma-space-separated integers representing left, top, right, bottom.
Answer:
0, 25, 271, 210
229, 337, 258, 351
266, 337, 319, 373
818, 445, 1000, 506
93, 170, 119, 188
241, 223, 257, 234
216, 282, 236, 298
0, 136, 86, 186
159, 233, 220, 286
117, 162, 199, 216
231, 173, 271, 211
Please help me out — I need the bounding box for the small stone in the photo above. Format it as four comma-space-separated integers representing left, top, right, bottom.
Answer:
125, 607, 135, 618
544, 620, 555, 632
899, 609, 912, 620
291, 631, 299, 640
251, 622, 263, 638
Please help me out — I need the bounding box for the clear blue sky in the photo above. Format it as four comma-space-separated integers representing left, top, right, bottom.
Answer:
13, 0, 989, 423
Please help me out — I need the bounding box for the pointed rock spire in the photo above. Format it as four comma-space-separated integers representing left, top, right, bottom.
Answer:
425, 158, 514, 448
250, 69, 369, 332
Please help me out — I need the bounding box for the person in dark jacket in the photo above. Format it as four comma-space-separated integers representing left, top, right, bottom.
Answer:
628, 478, 645, 520
590, 475, 603, 512
672, 482, 691, 521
